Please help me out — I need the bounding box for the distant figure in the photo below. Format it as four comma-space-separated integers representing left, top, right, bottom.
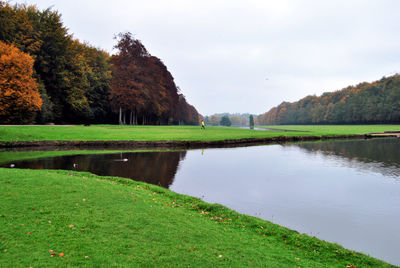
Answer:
201, 120, 205, 129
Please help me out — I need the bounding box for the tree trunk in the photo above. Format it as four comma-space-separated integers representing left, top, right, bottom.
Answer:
119, 106, 122, 125
134, 109, 137, 125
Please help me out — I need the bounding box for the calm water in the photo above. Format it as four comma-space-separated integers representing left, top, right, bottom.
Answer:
1, 138, 400, 265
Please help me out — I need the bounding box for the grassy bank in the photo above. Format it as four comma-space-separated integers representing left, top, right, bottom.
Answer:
1, 125, 400, 143
260, 125, 400, 135
0, 168, 393, 267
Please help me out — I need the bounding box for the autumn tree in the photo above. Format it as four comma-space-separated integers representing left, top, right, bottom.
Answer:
0, 3, 200, 124
110, 32, 148, 124
111, 32, 200, 125
258, 74, 400, 125
1, 2, 114, 124
0, 41, 42, 123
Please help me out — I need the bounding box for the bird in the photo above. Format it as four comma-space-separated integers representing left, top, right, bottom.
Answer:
10, 164, 15, 168
73, 163, 77, 168
113, 158, 128, 162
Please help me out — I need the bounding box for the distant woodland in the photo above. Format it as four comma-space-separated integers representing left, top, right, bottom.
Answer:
0, 2, 199, 125
258, 74, 400, 125
204, 113, 257, 127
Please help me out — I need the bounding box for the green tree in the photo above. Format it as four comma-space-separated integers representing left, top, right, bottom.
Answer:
220, 115, 231, 126
249, 115, 254, 129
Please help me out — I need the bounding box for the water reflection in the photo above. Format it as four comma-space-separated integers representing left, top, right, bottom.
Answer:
0, 151, 186, 188
288, 138, 400, 178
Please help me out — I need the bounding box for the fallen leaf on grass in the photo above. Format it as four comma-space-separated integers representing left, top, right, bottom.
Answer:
59, 253, 64, 257
50, 253, 56, 258
68, 225, 74, 228
218, 254, 222, 258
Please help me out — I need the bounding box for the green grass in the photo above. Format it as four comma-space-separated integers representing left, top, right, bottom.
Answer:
260, 125, 400, 135
0, 168, 394, 267
1, 124, 400, 143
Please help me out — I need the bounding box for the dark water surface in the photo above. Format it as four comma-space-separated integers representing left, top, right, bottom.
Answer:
1, 138, 400, 265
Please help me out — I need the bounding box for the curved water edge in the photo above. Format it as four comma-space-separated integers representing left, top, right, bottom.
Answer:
0, 133, 377, 149
1, 138, 400, 265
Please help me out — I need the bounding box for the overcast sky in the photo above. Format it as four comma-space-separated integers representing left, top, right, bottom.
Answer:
14, 0, 400, 115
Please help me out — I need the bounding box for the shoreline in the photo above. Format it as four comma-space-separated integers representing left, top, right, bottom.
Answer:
0, 134, 379, 149
0, 168, 394, 266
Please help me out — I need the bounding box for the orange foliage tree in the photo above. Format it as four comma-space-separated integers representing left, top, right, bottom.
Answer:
0, 41, 42, 124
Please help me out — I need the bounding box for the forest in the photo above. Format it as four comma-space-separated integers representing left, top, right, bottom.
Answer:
0, 1, 199, 125
258, 74, 400, 125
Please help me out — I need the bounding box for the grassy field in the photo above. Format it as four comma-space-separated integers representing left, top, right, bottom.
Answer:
0, 168, 394, 267
1, 124, 400, 142
260, 125, 400, 135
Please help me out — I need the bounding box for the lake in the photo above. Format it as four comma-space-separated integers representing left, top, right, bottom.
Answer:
1, 138, 399, 265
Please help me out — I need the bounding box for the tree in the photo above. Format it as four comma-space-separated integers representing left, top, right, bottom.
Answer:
110, 32, 152, 125
220, 115, 231, 126
1, 2, 114, 124
1, 2, 200, 124
111, 32, 200, 125
249, 115, 254, 129
0, 41, 42, 123
259, 74, 400, 125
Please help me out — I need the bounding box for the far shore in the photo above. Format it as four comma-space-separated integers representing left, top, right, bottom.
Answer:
0, 133, 394, 149
1, 124, 400, 149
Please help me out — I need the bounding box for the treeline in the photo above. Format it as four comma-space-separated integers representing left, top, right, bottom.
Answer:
258, 74, 400, 125
110, 33, 199, 125
0, 2, 199, 125
204, 113, 258, 126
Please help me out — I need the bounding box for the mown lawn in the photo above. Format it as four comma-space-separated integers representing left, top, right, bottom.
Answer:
0, 168, 394, 267
260, 124, 400, 135
1, 124, 400, 142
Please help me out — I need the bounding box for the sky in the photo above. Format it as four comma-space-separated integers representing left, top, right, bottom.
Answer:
13, 0, 400, 115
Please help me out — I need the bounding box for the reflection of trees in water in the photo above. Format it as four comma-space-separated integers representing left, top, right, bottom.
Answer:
101, 152, 187, 188
4, 151, 187, 188
288, 138, 400, 178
